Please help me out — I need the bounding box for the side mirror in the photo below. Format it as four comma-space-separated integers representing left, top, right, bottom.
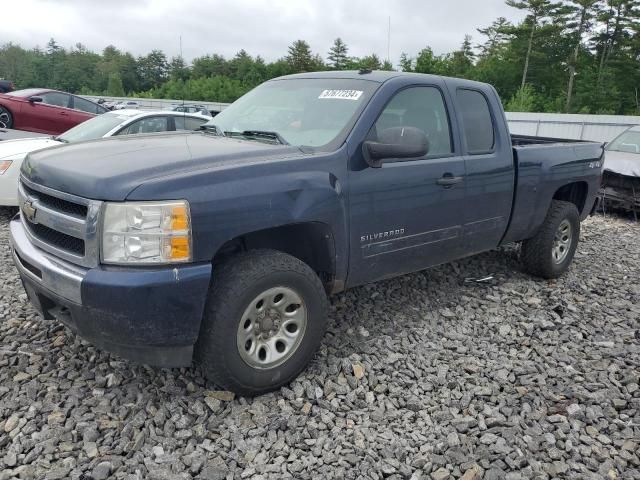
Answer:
363, 126, 429, 168
28, 96, 43, 103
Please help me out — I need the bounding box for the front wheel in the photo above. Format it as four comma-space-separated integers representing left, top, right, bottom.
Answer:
521, 200, 580, 279
0, 106, 13, 129
195, 250, 328, 396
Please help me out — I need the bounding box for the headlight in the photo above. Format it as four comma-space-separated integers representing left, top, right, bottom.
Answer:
101, 200, 192, 265
0, 160, 13, 175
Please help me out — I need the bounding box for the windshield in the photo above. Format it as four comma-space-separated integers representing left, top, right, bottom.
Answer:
6, 88, 45, 97
203, 78, 377, 148
57, 112, 129, 143
607, 130, 640, 155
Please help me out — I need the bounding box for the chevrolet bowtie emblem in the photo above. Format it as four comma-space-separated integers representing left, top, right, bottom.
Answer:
23, 199, 37, 224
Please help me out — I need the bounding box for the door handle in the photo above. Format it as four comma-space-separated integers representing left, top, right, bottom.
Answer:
436, 174, 463, 187
59, 112, 68, 116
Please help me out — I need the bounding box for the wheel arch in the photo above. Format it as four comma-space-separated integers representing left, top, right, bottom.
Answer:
212, 222, 339, 293
552, 181, 589, 216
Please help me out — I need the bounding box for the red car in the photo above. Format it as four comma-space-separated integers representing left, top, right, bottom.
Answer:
0, 88, 108, 135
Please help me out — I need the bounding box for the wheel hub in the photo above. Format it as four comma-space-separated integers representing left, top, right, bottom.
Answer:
236, 286, 307, 370
257, 308, 281, 337
552, 219, 572, 264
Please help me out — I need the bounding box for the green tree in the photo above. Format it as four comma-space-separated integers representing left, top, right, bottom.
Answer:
506, 0, 560, 87
169, 56, 190, 81
505, 84, 539, 111
398, 52, 413, 71
560, 0, 600, 111
286, 40, 314, 72
357, 54, 382, 70
192, 54, 228, 78
448, 35, 475, 77
381, 59, 394, 71
327, 38, 349, 69
137, 50, 168, 90
107, 72, 125, 96
414, 47, 448, 75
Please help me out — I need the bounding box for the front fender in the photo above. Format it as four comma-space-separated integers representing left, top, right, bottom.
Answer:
126, 151, 349, 280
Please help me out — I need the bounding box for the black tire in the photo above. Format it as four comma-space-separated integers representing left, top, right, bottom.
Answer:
195, 249, 328, 396
521, 200, 580, 279
0, 106, 13, 129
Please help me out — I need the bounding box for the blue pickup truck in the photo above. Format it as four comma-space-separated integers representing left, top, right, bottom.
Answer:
10, 71, 603, 395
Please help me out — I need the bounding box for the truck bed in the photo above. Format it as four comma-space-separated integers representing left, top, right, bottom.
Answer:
502, 134, 604, 245
511, 134, 600, 147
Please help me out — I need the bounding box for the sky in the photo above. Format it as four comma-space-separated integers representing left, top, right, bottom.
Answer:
1, 0, 525, 64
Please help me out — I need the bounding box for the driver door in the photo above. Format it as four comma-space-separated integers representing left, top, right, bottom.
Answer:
347, 85, 467, 286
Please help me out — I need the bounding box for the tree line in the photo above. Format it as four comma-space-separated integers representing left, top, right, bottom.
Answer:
0, 0, 638, 114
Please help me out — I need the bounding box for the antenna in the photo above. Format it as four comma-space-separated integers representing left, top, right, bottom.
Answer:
180, 35, 185, 108
387, 16, 391, 65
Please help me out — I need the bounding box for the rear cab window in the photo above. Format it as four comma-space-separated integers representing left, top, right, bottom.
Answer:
457, 89, 495, 154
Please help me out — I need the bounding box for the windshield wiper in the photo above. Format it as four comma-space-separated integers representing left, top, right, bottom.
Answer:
53, 136, 69, 143
224, 130, 289, 145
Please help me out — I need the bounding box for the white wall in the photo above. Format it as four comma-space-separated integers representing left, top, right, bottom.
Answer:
506, 112, 640, 142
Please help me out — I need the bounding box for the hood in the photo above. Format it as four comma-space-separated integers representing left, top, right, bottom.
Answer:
0, 137, 62, 159
21, 132, 304, 201
603, 150, 640, 177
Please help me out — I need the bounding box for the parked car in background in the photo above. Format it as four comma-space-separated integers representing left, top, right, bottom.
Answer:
0, 109, 210, 206
0, 89, 108, 134
9, 71, 603, 395
600, 125, 640, 214
169, 104, 211, 116
113, 100, 140, 110
0, 80, 15, 94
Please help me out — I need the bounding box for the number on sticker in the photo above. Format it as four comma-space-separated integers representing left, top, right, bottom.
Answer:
318, 90, 364, 101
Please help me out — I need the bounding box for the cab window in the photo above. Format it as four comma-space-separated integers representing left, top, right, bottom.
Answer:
371, 86, 452, 156
457, 89, 495, 154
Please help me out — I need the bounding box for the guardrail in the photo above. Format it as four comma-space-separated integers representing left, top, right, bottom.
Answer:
83, 95, 231, 113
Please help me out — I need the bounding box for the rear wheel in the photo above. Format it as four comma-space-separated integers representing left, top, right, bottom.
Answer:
521, 200, 580, 279
0, 106, 13, 129
195, 250, 328, 396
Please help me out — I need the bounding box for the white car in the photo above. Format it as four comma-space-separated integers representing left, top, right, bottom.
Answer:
0, 109, 210, 206
113, 100, 141, 110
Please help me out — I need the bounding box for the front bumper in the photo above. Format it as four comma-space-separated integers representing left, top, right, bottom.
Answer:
10, 217, 212, 367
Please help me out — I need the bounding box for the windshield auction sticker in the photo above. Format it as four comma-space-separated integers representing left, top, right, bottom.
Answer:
318, 90, 364, 101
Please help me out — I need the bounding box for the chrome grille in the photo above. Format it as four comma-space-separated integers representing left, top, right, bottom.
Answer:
18, 176, 102, 268
21, 182, 88, 218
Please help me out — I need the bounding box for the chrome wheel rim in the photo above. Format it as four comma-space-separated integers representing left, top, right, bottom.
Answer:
552, 219, 572, 264
236, 286, 307, 369
0, 109, 9, 128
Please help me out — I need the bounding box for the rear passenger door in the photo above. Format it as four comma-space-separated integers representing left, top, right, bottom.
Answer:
348, 83, 467, 286
452, 86, 515, 254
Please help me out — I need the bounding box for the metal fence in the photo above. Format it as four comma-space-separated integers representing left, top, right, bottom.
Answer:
505, 112, 640, 143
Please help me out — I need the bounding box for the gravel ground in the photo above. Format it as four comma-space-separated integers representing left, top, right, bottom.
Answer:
0, 207, 638, 480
